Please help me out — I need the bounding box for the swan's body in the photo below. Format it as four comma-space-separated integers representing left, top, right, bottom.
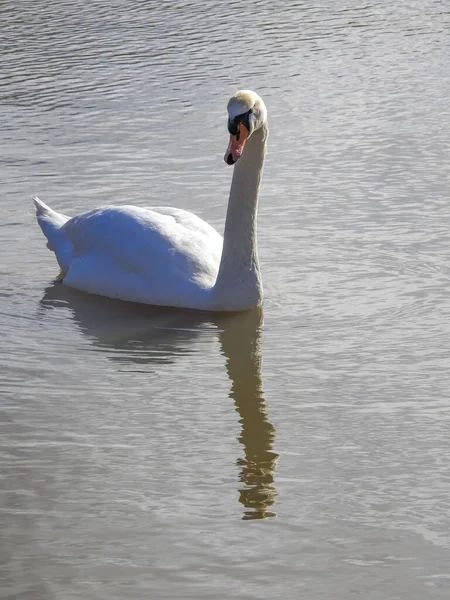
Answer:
34, 201, 223, 309
34, 90, 268, 312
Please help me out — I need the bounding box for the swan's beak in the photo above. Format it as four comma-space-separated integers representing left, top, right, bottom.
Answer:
224, 124, 249, 165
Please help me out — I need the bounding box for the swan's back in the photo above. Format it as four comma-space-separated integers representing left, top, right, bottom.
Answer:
64, 205, 222, 280
36, 201, 223, 308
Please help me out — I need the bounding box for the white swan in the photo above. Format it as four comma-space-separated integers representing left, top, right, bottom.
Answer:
34, 90, 268, 312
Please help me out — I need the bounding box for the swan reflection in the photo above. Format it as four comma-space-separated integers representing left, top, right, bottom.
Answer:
218, 310, 278, 520
40, 285, 278, 519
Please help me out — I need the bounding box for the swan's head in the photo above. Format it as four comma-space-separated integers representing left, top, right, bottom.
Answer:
225, 90, 267, 165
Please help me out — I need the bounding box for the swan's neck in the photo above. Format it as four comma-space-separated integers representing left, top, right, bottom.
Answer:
212, 124, 268, 311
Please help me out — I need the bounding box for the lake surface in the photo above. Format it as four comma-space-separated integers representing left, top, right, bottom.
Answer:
2, 0, 450, 598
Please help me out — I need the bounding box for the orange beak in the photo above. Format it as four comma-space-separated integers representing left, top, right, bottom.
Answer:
224, 124, 249, 165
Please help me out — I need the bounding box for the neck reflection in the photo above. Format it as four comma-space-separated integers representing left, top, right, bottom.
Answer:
219, 309, 278, 520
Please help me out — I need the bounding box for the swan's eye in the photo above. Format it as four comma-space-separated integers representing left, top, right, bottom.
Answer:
244, 108, 254, 133
228, 109, 253, 137
228, 118, 239, 136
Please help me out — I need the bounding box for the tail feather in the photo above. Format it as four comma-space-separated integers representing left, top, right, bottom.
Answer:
33, 196, 72, 272
33, 196, 69, 226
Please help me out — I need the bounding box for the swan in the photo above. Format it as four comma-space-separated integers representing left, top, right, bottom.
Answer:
33, 90, 268, 312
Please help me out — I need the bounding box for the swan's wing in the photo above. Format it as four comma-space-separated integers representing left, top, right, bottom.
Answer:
59, 206, 222, 303
57, 205, 224, 307
62, 205, 223, 284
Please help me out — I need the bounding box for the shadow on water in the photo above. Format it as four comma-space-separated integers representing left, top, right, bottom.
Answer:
40, 285, 278, 520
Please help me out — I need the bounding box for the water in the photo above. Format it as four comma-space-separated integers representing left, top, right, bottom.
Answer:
1, 0, 450, 598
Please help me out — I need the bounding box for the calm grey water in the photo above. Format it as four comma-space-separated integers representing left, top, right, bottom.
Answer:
2, 0, 450, 598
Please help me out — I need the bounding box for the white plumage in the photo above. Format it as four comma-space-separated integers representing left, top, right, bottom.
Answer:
33, 90, 268, 312
34, 199, 223, 309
